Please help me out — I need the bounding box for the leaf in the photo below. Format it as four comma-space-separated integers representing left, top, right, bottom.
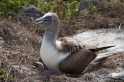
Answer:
0, 75, 4, 79
103, 5, 109, 9
0, 68, 6, 73
8, 75, 13, 80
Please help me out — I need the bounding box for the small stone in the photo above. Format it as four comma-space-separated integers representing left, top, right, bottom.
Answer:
12, 65, 31, 74
80, 0, 104, 14
18, 6, 44, 25
0, 61, 3, 67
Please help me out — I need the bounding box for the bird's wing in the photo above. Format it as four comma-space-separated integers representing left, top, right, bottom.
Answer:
57, 37, 83, 52
59, 47, 97, 74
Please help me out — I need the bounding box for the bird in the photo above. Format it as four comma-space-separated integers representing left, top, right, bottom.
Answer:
34, 12, 114, 75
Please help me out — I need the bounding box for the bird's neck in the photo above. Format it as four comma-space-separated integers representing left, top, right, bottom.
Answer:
44, 23, 60, 46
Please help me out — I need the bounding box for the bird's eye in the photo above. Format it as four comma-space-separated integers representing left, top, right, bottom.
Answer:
44, 16, 52, 21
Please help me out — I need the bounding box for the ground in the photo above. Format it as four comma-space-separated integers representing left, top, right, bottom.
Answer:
0, 2, 124, 82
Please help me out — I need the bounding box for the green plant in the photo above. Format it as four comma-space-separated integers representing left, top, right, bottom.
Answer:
0, 0, 80, 20
37, 0, 80, 19
0, 68, 7, 80
0, 0, 25, 17
63, 0, 80, 19
119, 0, 124, 2
0, 67, 13, 81
88, 2, 98, 12
107, 0, 124, 2
103, 5, 109, 9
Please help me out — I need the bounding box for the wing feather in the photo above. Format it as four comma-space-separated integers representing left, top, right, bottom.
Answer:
57, 37, 83, 53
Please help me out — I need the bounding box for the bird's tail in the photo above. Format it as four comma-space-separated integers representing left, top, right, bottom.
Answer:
92, 50, 124, 63
89, 45, 115, 63
89, 46, 114, 52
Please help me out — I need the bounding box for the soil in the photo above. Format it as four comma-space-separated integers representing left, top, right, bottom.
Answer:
0, 2, 124, 82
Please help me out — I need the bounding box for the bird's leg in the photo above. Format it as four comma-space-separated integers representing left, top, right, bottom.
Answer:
43, 70, 58, 75
33, 62, 54, 75
33, 59, 59, 75
38, 58, 48, 70
33, 62, 45, 73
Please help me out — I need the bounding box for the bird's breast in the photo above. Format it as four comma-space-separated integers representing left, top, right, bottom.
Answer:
40, 38, 70, 73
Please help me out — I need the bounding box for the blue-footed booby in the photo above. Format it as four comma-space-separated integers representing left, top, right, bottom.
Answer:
34, 12, 114, 74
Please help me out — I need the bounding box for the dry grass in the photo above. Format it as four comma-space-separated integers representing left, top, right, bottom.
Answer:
0, 2, 124, 82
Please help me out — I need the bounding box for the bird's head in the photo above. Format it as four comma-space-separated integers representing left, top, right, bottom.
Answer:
34, 12, 60, 27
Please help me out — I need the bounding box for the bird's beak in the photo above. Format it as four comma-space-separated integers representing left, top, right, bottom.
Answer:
34, 17, 44, 25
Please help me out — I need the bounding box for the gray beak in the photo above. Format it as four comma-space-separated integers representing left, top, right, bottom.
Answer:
34, 17, 44, 25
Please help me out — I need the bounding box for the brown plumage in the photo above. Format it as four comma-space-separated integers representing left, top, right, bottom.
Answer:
57, 38, 114, 74
58, 37, 83, 52
59, 48, 96, 74
34, 12, 114, 74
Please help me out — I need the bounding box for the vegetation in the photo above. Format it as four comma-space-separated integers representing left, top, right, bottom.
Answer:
109, 0, 124, 2
0, 67, 13, 81
0, 0, 124, 19
89, 0, 124, 12
0, 0, 80, 19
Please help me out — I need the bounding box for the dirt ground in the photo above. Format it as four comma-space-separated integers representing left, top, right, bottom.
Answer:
0, 2, 124, 82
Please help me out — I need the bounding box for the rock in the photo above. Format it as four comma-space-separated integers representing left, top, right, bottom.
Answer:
18, 6, 44, 25
73, 28, 124, 53
107, 67, 124, 80
12, 65, 31, 74
0, 61, 3, 67
0, 37, 4, 51
108, 71, 124, 80
80, 0, 104, 14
